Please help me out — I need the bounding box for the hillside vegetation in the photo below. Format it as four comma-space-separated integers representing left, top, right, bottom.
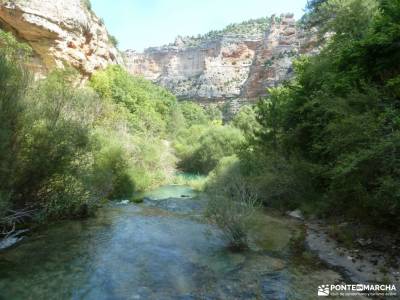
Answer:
0, 30, 181, 224
1, 0, 399, 236
205, 0, 400, 230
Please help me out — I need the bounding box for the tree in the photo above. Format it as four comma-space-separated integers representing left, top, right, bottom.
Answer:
253, 0, 400, 228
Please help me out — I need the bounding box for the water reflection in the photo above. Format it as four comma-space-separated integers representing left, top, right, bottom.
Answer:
0, 185, 347, 299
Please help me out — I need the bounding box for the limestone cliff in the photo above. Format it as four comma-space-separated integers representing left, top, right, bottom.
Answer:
0, 0, 123, 76
125, 14, 316, 108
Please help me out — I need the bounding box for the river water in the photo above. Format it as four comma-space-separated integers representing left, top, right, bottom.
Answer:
0, 185, 347, 299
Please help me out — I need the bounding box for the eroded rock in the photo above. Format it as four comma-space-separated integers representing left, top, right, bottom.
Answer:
0, 0, 123, 77
125, 14, 317, 110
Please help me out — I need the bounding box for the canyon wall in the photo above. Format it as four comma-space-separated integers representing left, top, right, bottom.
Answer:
0, 0, 123, 77
0, 1, 316, 111
125, 14, 316, 110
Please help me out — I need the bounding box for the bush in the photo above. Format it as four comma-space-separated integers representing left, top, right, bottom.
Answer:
14, 70, 99, 219
0, 54, 30, 216
251, 0, 400, 229
108, 34, 118, 48
179, 101, 209, 127
90, 66, 178, 192
82, 0, 92, 11
176, 124, 245, 174
205, 156, 260, 250
205, 106, 223, 122
0, 35, 181, 223
231, 105, 260, 138
90, 134, 136, 199
90, 65, 178, 137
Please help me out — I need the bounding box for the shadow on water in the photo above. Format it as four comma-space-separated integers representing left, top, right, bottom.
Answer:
0, 185, 349, 300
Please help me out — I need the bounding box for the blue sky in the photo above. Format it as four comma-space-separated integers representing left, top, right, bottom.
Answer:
91, 0, 307, 51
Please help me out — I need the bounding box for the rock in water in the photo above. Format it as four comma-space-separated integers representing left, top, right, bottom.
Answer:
287, 209, 304, 220
0, 229, 29, 250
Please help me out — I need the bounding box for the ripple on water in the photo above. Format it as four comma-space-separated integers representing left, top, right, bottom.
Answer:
0, 184, 346, 299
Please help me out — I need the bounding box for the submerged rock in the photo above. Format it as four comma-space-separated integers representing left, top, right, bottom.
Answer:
119, 200, 130, 205
0, 229, 29, 250
286, 209, 304, 220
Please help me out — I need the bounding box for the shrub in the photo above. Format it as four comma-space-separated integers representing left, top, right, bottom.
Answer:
90, 135, 136, 199
82, 0, 92, 11
231, 105, 260, 138
90, 65, 177, 137
13, 70, 99, 219
90, 66, 178, 192
188, 126, 245, 174
0, 54, 30, 215
205, 106, 223, 122
205, 156, 260, 250
109, 34, 118, 48
179, 101, 209, 127
176, 124, 245, 174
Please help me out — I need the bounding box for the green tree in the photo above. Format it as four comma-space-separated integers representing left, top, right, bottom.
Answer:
253, 0, 400, 228
179, 101, 209, 126
231, 105, 260, 138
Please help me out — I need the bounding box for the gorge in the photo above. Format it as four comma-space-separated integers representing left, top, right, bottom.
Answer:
1, 0, 399, 299
124, 14, 316, 111
0, 0, 316, 111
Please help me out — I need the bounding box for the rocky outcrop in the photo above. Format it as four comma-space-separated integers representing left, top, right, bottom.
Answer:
0, 0, 123, 77
125, 14, 316, 108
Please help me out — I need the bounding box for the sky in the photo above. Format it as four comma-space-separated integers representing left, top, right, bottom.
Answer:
91, 0, 308, 52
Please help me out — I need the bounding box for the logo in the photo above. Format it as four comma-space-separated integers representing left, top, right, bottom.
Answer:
317, 283, 397, 297
318, 285, 330, 296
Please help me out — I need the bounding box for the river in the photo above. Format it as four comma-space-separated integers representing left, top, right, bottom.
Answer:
0, 185, 349, 299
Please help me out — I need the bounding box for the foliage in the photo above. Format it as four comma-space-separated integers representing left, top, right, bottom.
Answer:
178, 101, 209, 127
90, 65, 178, 192
171, 173, 207, 191
0, 30, 32, 61
17, 70, 99, 219
0, 64, 100, 220
0, 54, 31, 221
205, 156, 261, 250
253, 0, 400, 228
205, 106, 223, 123
176, 17, 271, 47
0, 32, 181, 222
232, 105, 261, 139
176, 125, 245, 174
82, 0, 92, 11
108, 34, 119, 48
90, 65, 178, 137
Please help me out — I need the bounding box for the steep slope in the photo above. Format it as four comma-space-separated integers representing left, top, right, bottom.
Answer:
125, 14, 316, 109
0, 0, 123, 76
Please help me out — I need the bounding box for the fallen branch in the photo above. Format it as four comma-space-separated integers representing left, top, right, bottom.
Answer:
1, 208, 36, 237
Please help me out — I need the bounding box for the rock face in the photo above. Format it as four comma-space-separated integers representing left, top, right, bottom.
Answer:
125, 14, 316, 108
0, 0, 123, 77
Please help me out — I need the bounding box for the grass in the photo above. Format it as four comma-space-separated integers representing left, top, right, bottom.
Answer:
171, 173, 207, 191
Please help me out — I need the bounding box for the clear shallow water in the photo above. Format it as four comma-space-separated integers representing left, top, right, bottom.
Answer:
0, 185, 347, 300
133, 184, 198, 200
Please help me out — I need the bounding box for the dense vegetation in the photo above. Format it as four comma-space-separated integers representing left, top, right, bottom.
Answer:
1, 0, 399, 244
206, 0, 400, 230
0, 31, 182, 226
171, 17, 271, 48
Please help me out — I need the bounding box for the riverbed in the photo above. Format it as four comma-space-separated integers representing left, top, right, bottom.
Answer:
0, 185, 357, 299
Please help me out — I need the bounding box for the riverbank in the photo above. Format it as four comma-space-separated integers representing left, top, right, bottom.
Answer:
0, 184, 356, 299
305, 221, 400, 284
282, 208, 400, 288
